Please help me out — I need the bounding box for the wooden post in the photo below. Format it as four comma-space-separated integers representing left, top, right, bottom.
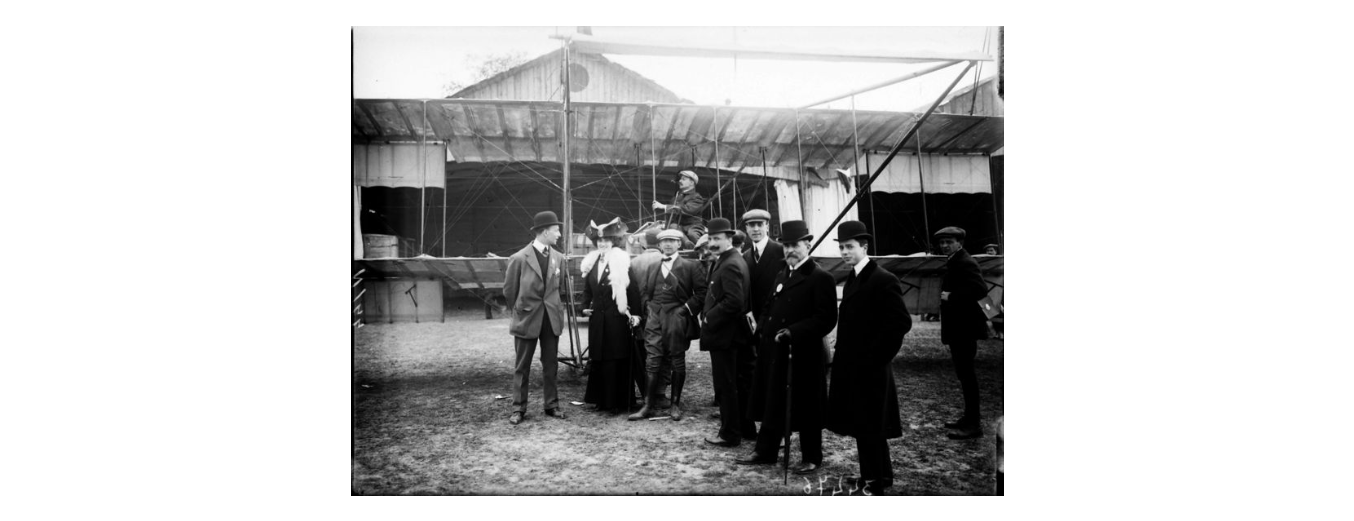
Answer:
916, 131, 931, 254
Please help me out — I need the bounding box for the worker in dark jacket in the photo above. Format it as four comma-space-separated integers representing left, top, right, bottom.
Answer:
731, 208, 783, 435
735, 220, 837, 474
935, 226, 990, 440
825, 220, 911, 495
700, 218, 752, 446
652, 170, 707, 245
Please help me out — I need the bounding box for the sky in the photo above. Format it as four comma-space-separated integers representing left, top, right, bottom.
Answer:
353, 26, 999, 112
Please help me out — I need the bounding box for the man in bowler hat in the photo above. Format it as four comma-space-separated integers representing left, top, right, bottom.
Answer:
699, 218, 752, 446
502, 211, 570, 425
735, 220, 837, 473
934, 226, 989, 440
825, 220, 911, 495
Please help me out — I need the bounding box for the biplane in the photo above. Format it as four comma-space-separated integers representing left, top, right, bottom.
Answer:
352, 31, 1004, 370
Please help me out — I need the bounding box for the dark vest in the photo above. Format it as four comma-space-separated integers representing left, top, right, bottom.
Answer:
650, 266, 681, 311
533, 244, 549, 276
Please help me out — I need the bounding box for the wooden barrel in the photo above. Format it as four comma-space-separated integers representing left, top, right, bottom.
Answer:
363, 234, 400, 258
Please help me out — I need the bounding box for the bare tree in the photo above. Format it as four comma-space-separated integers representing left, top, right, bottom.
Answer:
443, 51, 530, 97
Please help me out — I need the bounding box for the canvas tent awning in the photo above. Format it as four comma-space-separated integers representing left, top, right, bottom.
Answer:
352, 99, 1002, 176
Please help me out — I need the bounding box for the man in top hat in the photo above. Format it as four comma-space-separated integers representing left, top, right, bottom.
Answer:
627, 227, 667, 406
735, 220, 837, 471
502, 210, 570, 425
699, 217, 753, 446
652, 170, 707, 245
825, 220, 911, 495
934, 226, 989, 440
630, 228, 707, 421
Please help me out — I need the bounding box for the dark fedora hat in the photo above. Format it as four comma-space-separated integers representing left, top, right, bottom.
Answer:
933, 226, 966, 241
834, 220, 872, 243
530, 210, 564, 231
706, 217, 735, 236
779, 220, 813, 244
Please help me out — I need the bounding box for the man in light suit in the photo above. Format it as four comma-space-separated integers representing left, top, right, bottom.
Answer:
700, 218, 753, 447
502, 211, 570, 425
934, 226, 990, 440
826, 220, 911, 495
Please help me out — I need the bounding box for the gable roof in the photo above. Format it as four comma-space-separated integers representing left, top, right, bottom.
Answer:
448, 48, 690, 103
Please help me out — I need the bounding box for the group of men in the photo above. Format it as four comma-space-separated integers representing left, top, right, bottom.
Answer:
501, 171, 992, 495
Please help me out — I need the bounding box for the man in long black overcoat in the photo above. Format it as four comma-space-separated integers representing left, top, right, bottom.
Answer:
735, 220, 837, 473
825, 221, 911, 495
699, 218, 752, 445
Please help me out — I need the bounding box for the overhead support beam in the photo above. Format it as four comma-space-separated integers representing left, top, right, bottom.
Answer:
799, 60, 962, 109
552, 35, 992, 64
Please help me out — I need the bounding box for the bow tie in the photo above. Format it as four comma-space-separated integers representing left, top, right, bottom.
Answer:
663, 256, 675, 263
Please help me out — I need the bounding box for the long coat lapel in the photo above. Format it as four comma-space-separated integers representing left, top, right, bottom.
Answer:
780, 258, 813, 293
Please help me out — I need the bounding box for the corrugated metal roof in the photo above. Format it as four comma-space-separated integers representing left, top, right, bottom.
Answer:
352, 99, 1002, 173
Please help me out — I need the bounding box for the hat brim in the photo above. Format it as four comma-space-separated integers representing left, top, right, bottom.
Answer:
834, 233, 873, 243
531, 221, 564, 231
780, 234, 813, 244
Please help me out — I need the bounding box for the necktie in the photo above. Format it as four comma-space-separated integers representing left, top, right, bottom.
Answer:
753, 247, 760, 263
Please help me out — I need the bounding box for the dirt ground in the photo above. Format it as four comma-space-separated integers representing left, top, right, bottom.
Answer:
353, 304, 1003, 496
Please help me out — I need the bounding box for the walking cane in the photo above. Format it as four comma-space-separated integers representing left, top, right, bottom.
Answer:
782, 336, 793, 485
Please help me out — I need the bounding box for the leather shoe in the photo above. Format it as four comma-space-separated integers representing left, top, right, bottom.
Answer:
704, 436, 740, 448
508, 411, 524, 425
947, 426, 983, 440
545, 408, 567, 419
944, 417, 975, 429
734, 454, 777, 465
792, 462, 820, 475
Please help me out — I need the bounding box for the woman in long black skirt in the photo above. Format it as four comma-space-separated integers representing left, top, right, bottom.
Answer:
580, 218, 641, 413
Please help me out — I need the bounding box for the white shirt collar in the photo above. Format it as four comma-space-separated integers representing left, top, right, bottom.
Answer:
532, 239, 551, 254
788, 256, 808, 272
852, 256, 871, 276
753, 236, 769, 255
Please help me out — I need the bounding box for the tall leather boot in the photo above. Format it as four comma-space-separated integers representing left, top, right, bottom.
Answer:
670, 370, 686, 421
628, 371, 661, 421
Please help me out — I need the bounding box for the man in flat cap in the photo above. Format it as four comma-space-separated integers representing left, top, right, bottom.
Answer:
934, 226, 989, 440
627, 228, 667, 406
983, 244, 1000, 256
699, 218, 752, 446
630, 228, 707, 421
825, 220, 910, 495
737, 220, 837, 473
652, 170, 707, 246
502, 211, 570, 425
733, 208, 783, 430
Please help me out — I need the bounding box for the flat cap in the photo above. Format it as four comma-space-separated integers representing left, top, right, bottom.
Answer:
656, 229, 685, 241
741, 209, 771, 224
933, 226, 966, 240
678, 170, 699, 184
